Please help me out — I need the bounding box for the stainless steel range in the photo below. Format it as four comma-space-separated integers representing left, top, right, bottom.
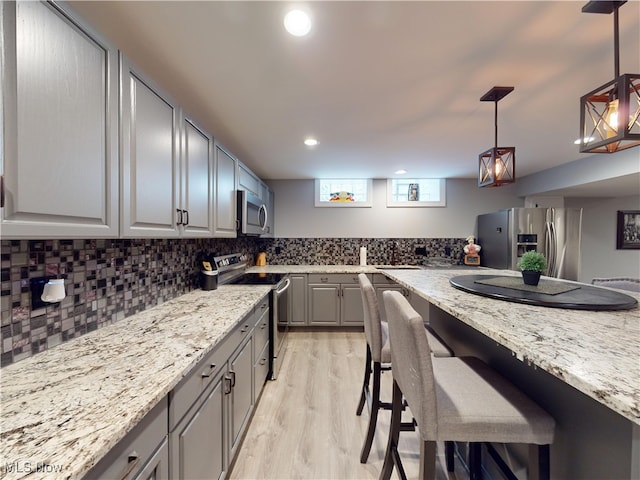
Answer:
214, 253, 291, 380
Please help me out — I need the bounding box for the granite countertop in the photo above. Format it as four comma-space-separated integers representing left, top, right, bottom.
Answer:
0, 285, 271, 480
3, 265, 638, 480
381, 268, 640, 425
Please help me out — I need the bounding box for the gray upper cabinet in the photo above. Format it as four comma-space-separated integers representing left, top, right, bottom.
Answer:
237, 162, 260, 197
213, 144, 238, 237
180, 117, 214, 237
0, 1, 119, 238
263, 185, 275, 238
120, 56, 180, 238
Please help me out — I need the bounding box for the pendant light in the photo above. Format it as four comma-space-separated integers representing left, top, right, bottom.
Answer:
579, 1, 640, 153
478, 86, 515, 188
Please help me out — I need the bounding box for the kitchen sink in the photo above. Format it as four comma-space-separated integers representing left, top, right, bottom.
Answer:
374, 265, 423, 270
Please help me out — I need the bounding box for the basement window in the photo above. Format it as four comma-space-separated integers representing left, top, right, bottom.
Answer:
386, 178, 446, 207
314, 179, 372, 207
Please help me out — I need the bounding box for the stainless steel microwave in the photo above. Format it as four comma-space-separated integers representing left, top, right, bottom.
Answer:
237, 190, 268, 236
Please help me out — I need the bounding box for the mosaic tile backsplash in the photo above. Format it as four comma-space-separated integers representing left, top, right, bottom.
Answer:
1, 236, 463, 365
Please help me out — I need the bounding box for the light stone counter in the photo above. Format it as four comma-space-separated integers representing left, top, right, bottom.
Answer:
0, 285, 271, 480
380, 268, 640, 425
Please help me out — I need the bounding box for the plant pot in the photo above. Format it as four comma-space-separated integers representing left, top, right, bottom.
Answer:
522, 270, 541, 286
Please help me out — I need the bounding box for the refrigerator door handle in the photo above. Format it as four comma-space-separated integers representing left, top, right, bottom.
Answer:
544, 221, 553, 276
549, 221, 558, 277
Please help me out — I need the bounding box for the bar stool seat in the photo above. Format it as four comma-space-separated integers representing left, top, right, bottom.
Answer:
356, 274, 452, 464
381, 290, 555, 480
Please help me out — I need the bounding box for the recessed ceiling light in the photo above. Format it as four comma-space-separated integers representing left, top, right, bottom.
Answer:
304, 138, 318, 147
284, 9, 311, 37
394, 169, 408, 175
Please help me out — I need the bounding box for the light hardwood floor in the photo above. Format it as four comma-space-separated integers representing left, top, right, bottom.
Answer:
229, 330, 465, 480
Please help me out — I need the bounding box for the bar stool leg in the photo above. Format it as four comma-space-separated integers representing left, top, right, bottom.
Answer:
360, 361, 382, 463
379, 380, 404, 480
419, 440, 437, 480
445, 440, 455, 472
356, 344, 372, 416
469, 442, 482, 480
529, 444, 551, 480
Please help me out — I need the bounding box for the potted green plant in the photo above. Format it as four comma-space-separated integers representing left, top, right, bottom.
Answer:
517, 251, 547, 286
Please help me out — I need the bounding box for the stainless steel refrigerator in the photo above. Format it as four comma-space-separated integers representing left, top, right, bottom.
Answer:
476, 208, 583, 280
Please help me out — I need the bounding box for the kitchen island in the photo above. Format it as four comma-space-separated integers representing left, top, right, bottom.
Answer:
380, 267, 640, 479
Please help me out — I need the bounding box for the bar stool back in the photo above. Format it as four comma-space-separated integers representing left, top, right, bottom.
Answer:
381, 290, 555, 480
356, 274, 452, 464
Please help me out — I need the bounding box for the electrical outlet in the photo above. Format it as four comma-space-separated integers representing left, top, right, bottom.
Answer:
415, 246, 427, 255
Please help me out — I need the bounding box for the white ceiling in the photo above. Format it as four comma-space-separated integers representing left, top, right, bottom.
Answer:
69, 1, 640, 192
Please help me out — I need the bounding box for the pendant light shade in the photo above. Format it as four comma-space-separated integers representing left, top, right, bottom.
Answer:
478, 86, 515, 188
579, 1, 640, 153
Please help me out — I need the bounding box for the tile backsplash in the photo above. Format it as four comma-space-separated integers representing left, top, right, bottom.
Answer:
1, 236, 463, 365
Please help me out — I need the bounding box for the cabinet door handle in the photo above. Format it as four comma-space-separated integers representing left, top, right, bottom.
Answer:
183, 209, 189, 225
240, 324, 250, 334
0, 175, 4, 208
259, 358, 267, 366
201, 363, 217, 378
176, 209, 183, 225
321, 277, 328, 283
229, 370, 236, 387
260, 321, 268, 330
224, 375, 233, 394
118, 451, 140, 480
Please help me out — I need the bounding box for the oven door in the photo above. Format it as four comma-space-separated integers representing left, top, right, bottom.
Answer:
271, 276, 291, 380
237, 190, 267, 236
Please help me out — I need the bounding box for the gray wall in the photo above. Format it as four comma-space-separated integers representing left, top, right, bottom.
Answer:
268, 178, 523, 238
268, 178, 640, 283
566, 194, 640, 283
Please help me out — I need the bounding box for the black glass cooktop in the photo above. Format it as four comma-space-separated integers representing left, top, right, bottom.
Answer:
229, 273, 286, 285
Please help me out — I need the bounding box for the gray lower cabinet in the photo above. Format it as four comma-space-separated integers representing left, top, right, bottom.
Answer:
85, 398, 169, 480
229, 337, 254, 459
253, 299, 270, 397
170, 371, 226, 480
308, 274, 365, 326
87, 295, 268, 480
1, 1, 119, 239
168, 297, 266, 480
289, 274, 308, 325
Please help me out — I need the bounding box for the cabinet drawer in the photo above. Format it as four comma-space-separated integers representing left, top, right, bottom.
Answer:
254, 341, 270, 397
254, 311, 269, 358
308, 273, 361, 285
170, 312, 252, 429
254, 297, 269, 328
86, 397, 168, 480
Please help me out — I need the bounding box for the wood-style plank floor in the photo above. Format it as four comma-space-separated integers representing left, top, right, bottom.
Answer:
229, 330, 466, 480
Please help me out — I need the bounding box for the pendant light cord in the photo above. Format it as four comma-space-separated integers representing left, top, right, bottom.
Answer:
614, 7, 620, 78
494, 100, 499, 148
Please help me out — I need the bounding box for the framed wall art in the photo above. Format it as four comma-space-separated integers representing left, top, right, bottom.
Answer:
616, 210, 640, 249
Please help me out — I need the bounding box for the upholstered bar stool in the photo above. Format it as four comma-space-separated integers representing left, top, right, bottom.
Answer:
381, 290, 555, 480
356, 274, 452, 464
